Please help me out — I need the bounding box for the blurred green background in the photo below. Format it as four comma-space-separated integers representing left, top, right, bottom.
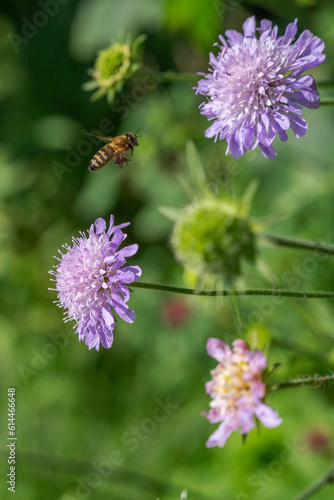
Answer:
1, 0, 334, 499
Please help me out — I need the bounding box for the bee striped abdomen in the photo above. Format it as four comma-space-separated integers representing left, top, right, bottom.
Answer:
89, 144, 114, 171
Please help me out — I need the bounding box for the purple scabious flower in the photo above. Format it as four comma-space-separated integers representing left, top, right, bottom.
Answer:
49, 215, 142, 351
203, 338, 282, 448
195, 16, 325, 159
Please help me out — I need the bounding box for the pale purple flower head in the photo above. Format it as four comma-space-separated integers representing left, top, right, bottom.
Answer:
49, 215, 142, 351
203, 337, 282, 448
195, 16, 325, 159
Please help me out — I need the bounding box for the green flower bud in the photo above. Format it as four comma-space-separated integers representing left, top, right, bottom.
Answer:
83, 35, 145, 104
171, 198, 256, 283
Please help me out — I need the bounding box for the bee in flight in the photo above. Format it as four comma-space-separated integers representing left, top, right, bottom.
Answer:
87, 129, 147, 171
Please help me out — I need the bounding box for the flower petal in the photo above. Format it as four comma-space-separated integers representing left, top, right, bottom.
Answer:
259, 143, 277, 159
112, 296, 136, 323
95, 217, 107, 235
101, 304, 115, 327
118, 265, 142, 283
290, 115, 308, 138
206, 337, 232, 363
117, 244, 139, 258
254, 403, 283, 428
206, 421, 235, 448
280, 19, 298, 45
243, 16, 256, 38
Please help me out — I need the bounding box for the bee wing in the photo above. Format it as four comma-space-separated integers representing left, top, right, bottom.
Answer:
85, 133, 114, 143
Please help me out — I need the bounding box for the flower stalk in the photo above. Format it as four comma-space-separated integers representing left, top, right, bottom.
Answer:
267, 374, 334, 393
319, 97, 334, 106
263, 234, 334, 255
131, 281, 334, 299
292, 464, 334, 500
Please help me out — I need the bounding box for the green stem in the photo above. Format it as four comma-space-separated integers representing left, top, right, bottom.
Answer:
151, 73, 334, 90
137, 69, 334, 90
263, 234, 334, 255
292, 464, 334, 500
135, 71, 201, 82
139, 70, 334, 94
317, 79, 334, 87
319, 97, 334, 106
267, 374, 334, 393
131, 281, 334, 299
154, 71, 198, 82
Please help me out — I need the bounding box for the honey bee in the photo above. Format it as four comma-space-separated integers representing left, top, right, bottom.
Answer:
87, 129, 147, 171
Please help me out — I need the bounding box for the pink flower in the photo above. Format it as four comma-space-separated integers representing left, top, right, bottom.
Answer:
203, 338, 282, 448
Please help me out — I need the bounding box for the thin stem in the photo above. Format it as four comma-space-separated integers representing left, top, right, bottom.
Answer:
135, 71, 198, 82
138, 70, 334, 87
131, 281, 334, 299
267, 374, 334, 393
156, 71, 198, 82
143, 73, 334, 90
317, 79, 334, 87
263, 233, 334, 256
0, 451, 218, 500
319, 97, 334, 106
292, 464, 334, 500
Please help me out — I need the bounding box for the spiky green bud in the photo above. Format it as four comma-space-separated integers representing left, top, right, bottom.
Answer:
171, 198, 256, 284
83, 35, 145, 104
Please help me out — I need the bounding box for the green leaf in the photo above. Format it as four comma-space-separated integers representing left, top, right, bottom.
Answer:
186, 140, 206, 189
159, 206, 182, 221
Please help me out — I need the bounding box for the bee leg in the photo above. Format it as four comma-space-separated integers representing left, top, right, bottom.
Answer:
121, 157, 130, 167
115, 153, 123, 165
115, 153, 130, 167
